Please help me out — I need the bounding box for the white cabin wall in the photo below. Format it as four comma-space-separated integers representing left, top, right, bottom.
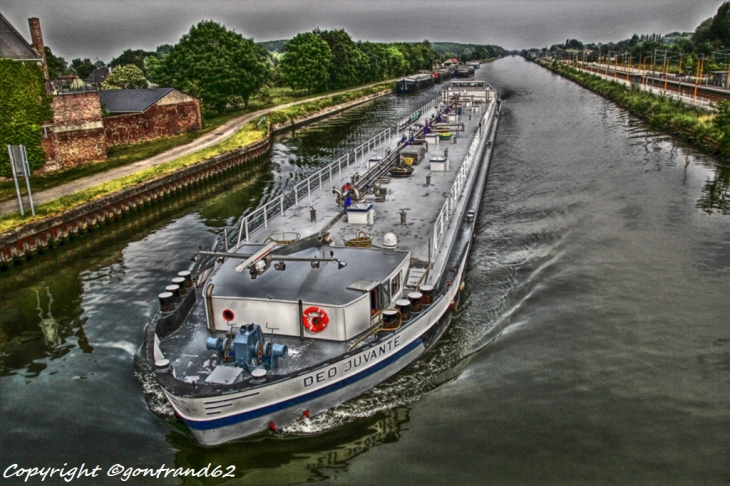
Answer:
343, 294, 374, 339
211, 298, 300, 334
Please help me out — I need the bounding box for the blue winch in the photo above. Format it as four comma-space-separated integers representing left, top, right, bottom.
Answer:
206, 323, 288, 372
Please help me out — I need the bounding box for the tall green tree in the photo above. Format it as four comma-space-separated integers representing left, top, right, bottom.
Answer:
314, 29, 369, 89
692, 17, 714, 45
70, 58, 95, 78
150, 21, 270, 113
101, 65, 148, 89
44, 46, 67, 79
280, 32, 333, 93
710, 2, 730, 46
109, 49, 154, 74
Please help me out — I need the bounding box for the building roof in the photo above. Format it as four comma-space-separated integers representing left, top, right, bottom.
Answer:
0, 12, 41, 60
99, 88, 175, 113
86, 67, 110, 84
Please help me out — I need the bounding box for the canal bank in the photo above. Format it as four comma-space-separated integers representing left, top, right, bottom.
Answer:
0, 85, 394, 267
530, 58, 730, 162
3, 57, 730, 485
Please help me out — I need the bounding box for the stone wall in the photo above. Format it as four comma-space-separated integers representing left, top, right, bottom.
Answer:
42, 92, 107, 171
103, 99, 202, 147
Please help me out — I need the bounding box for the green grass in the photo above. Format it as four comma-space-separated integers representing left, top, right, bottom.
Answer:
0, 110, 245, 204
0, 80, 396, 205
0, 122, 268, 233
0, 81, 395, 234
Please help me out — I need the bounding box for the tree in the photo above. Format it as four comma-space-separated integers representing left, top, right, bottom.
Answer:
101, 65, 148, 89
710, 2, 730, 46
150, 21, 270, 113
280, 32, 333, 93
44, 46, 67, 79
109, 49, 153, 74
692, 17, 714, 45
314, 29, 370, 89
70, 58, 95, 78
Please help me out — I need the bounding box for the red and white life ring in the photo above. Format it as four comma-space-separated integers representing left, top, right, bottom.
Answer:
303, 307, 329, 333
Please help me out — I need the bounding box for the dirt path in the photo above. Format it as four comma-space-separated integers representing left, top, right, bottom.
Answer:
0, 81, 393, 216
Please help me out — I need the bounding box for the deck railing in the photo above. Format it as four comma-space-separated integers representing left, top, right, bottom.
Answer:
225, 97, 445, 250
354, 127, 393, 163
396, 99, 439, 131
233, 152, 351, 247
431, 100, 495, 260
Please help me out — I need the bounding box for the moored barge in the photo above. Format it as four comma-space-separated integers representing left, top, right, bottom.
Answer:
396, 73, 435, 93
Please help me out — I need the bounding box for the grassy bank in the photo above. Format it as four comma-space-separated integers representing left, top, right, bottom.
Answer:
0, 81, 396, 205
0, 82, 393, 234
535, 59, 729, 159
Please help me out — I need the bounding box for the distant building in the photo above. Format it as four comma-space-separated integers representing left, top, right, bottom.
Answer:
85, 67, 110, 88
1, 13, 204, 172
100, 88, 202, 146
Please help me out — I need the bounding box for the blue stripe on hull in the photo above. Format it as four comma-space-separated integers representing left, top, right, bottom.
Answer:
186, 338, 422, 431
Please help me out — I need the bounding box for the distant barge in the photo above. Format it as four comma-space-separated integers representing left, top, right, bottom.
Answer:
396, 73, 435, 93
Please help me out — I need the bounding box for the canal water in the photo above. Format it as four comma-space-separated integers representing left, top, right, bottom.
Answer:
2, 57, 729, 484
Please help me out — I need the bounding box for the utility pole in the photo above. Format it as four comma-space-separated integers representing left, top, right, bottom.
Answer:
694, 54, 704, 99
652, 48, 657, 89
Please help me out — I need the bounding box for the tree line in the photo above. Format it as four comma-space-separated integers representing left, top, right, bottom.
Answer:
522, 1, 730, 74
44, 22, 505, 115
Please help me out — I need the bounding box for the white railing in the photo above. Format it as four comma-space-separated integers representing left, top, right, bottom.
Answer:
397, 99, 439, 130
431, 101, 494, 260
230, 97, 446, 249
354, 127, 393, 162
234, 153, 351, 246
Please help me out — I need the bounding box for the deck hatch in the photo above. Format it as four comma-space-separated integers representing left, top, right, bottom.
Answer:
347, 280, 380, 292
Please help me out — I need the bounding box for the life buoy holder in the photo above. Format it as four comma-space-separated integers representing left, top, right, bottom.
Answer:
303, 307, 329, 333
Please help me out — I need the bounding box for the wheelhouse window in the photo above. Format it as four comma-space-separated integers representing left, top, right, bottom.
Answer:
369, 288, 379, 316
390, 272, 401, 300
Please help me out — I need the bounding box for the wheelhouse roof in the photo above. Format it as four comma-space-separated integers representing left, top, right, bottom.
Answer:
211, 246, 410, 306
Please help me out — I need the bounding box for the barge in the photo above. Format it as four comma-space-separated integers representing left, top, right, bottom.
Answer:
456, 65, 475, 78
139, 79, 501, 445
396, 73, 435, 93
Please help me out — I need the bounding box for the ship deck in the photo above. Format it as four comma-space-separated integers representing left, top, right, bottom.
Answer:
158, 87, 499, 387
234, 93, 497, 286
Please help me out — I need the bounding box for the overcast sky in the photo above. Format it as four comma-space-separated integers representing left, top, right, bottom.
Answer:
0, 0, 723, 61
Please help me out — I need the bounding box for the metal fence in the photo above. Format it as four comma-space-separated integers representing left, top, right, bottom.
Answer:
396, 98, 439, 131
572, 67, 716, 111
49, 77, 100, 95
222, 97, 446, 250
431, 101, 494, 260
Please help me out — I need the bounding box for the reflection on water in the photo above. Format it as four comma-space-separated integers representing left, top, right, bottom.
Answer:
169, 407, 409, 485
35, 287, 60, 347
698, 161, 730, 214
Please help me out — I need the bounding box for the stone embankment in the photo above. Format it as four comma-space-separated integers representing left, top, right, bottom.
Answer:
0, 87, 394, 267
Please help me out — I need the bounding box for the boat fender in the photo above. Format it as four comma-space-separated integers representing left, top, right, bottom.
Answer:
303, 307, 329, 333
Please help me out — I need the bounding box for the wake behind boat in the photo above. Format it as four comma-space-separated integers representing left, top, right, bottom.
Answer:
138, 79, 501, 445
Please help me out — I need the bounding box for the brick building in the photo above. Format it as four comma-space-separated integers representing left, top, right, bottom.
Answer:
1, 13, 202, 172
101, 88, 202, 147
